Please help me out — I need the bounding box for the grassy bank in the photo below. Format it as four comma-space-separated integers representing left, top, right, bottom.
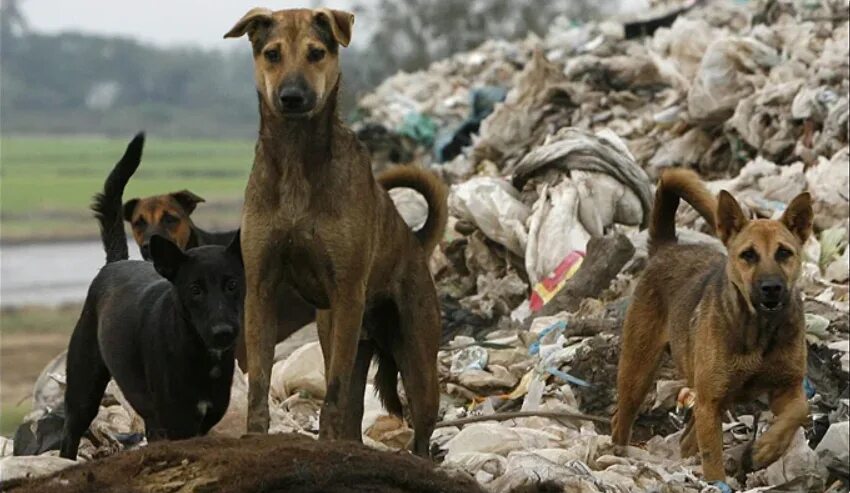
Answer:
0, 136, 253, 242
0, 304, 81, 436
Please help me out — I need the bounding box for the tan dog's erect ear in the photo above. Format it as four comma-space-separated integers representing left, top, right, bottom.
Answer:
224, 7, 274, 39
315, 9, 354, 47
780, 192, 814, 244
171, 190, 206, 215
716, 190, 748, 244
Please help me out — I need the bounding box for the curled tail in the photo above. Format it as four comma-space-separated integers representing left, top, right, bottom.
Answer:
649, 168, 717, 256
377, 166, 449, 256
91, 133, 145, 264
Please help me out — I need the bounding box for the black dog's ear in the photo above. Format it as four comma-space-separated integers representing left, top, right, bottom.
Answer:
150, 235, 188, 281
227, 230, 243, 266
123, 198, 139, 222
171, 190, 205, 215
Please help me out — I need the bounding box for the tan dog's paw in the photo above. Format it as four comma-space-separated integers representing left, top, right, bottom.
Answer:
752, 432, 789, 468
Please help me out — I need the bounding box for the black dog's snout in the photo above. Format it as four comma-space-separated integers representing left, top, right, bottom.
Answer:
211, 324, 236, 348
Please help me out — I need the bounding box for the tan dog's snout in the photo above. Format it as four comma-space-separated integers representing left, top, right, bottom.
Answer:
224, 7, 354, 119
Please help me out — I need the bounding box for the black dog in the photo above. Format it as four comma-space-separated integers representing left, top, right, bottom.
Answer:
60, 133, 244, 459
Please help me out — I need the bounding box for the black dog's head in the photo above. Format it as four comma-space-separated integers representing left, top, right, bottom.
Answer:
148, 231, 244, 352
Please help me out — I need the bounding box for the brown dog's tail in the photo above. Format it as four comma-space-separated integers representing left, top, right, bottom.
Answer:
377, 166, 449, 256
91, 132, 145, 264
649, 168, 716, 256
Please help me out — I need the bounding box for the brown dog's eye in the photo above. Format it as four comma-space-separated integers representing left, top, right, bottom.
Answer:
264, 49, 281, 63
161, 213, 178, 226
740, 248, 759, 264
307, 47, 325, 63
133, 218, 147, 229
775, 247, 794, 262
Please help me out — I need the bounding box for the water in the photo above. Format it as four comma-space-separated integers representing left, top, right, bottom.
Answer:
0, 239, 142, 308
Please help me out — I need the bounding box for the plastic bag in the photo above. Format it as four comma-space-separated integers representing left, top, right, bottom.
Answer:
448, 177, 530, 255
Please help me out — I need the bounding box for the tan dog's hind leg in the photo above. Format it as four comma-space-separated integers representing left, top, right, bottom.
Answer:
320, 287, 366, 441
612, 298, 668, 447
753, 384, 808, 467
394, 274, 440, 457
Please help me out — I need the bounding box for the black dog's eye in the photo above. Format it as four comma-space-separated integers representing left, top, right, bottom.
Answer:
189, 283, 203, 297
225, 279, 238, 293
740, 248, 759, 264
161, 213, 178, 226
307, 47, 325, 63
264, 49, 281, 63
133, 218, 147, 228
775, 246, 794, 262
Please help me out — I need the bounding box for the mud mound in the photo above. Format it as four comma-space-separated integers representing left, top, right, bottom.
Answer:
5, 434, 488, 493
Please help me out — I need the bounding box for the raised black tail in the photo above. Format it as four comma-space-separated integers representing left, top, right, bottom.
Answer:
91, 133, 145, 264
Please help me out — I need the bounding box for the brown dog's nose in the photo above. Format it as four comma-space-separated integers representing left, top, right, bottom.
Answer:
759, 278, 785, 301
279, 88, 308, 112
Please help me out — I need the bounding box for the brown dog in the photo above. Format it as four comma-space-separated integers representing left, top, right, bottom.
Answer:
612, 169, 812, 482
225, 8, 447, 456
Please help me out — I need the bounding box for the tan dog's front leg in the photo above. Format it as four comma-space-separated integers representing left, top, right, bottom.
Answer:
695, 397, 725, 482
319, 287, 365, 441
244, 267, 283, 433
753, 384, 808, 467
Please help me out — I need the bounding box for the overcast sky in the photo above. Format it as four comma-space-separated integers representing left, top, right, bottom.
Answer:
19, 0, 365, 49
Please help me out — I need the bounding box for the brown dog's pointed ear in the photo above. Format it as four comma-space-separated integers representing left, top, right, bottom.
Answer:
123, 198, 139, 222
716, 190, 748, 244
314, 9, 354, 47
780, 192, 814, 244
171, 190, 205, 215
224, 7, 274, 40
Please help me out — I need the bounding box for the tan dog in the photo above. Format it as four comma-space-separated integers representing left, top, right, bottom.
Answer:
225, 8, 447, 456
612, 169, 812, 482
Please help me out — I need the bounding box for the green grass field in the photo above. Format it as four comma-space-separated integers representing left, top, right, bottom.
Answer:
1, 136, 254, 241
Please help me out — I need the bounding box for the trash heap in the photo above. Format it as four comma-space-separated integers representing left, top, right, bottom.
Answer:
3, 0, 848, 491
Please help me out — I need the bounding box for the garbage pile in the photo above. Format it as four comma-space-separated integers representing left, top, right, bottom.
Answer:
3, 0, 849, 491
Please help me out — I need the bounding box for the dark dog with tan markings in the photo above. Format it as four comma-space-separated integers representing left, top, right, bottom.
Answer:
124, 190, 235, 261
612, 169, 812, 483
225, 7, 448, 456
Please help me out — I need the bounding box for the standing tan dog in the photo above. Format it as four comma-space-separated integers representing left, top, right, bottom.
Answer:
612, 169, 812, 482
225, 8, 447, 456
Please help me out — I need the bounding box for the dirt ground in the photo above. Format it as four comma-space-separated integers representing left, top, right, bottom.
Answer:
4, 434, 495, 493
